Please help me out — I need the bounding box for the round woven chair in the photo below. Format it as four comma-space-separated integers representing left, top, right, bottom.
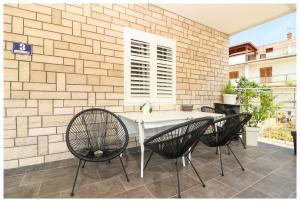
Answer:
66, 108, 129, 196
144, 117, 214, 198
200, 106, 225, 114
201, 106, 246, 151
200, 112, 252, 176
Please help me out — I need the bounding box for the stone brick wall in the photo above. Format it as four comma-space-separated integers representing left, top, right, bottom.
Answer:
3, 3, 229, 169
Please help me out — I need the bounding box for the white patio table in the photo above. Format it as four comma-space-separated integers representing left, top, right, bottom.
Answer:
118, 110, 224, 178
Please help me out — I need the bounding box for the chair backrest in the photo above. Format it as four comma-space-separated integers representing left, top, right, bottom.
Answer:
66, 108, 129, 161
144, 117, 214, 158
200, 106, 225, 114
212, 112, 252, 146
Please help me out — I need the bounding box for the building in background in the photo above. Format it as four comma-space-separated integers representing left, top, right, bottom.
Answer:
228, 33, 296, 115
229, 32, 296, 86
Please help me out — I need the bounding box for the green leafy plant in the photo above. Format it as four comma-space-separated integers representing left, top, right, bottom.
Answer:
262, 122, 295, 142
223, 80, 236, 94
139, 102, 153, 113
236, 76, 279, 127
285, 79, 296, 86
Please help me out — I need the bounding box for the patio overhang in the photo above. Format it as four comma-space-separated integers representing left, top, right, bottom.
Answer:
155, 4, 296, 35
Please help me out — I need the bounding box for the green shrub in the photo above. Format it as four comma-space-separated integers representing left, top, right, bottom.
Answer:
224, 80, 236, 94
237, 76, 279, 127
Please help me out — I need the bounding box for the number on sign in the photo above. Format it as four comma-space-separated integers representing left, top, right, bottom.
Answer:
19, 43, 26, 51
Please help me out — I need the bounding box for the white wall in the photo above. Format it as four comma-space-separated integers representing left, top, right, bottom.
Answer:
247, 57, 296, 82
229, 54, 246, 65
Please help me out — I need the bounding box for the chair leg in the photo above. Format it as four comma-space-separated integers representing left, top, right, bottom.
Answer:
175, 158, 181, 198
71, 159, 81, 196
119, 156, 130, 182
219, 147, 224, 176
122, 149, 129, 160
239, 136, 246, 149
227, 145, 245, 171
81, 160, 86, 168
186, 156, 205, 187
143, 150, 154, 170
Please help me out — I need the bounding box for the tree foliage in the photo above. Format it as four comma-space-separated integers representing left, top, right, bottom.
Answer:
236, 76, 279, 127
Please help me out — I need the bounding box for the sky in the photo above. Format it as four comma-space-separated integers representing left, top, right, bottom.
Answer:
230, 12, 296, 47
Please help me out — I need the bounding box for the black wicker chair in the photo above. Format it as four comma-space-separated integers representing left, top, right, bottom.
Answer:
66, 108, 130, 196
200, 106, 226, 114
144, 117, 214, 198
199, 113, 252, 176
201, 106, 246, 152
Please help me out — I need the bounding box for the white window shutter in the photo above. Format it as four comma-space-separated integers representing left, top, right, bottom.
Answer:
156, 45, 174, 98
124, 28, 176, 105
129, 39, 151, 98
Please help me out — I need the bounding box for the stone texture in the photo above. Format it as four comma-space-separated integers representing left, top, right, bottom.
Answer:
4, 3, 228, 169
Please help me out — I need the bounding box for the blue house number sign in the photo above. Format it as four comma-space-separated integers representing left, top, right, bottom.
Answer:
12, 42, 32, 55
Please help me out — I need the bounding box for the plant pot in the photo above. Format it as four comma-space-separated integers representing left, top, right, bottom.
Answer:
243, 126, 261, 146
223, 94, 237, 104
142, 102, 151, 117
181, 104, 193, 111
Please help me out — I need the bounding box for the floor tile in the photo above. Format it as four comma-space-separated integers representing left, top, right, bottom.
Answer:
252, 173, 296, 198
38, 165, 101, 197
146, 173, 200, 198
4, 166, 32, 177
61, 177, 125, 198
30, 158, 77, 173
272, 160, 296, 181
181, 179, 237, 198
257, 142, 283, 150
4, 175, 24, 190
185, 162, 226, 182
113, 186, 153, 198
234, 187, 271, 198
21, 165, 78, 185
192, 150, 220, 164
244, 156, 283, 176
96, 158, 139, 180
215, 168, 264, 192
119, 165, 172, 190
4, 183, 40, 198
159, 158, 198, 174
237, 147, 273, 160
213, 150, 254, 171
3, 141, 296, 198
38, 192, 61, 198
264, 149, 295, 164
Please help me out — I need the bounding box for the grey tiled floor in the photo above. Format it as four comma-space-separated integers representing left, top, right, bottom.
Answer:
4, 141, 296, 198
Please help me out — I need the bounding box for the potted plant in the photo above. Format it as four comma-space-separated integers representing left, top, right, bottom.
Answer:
223, 80, 238, 104
237, 77, 278, 146
140, 101, 153, 117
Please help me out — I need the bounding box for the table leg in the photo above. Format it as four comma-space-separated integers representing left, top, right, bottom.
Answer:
138, 121, 145, 178
188, 147, 192, 163
182, 156, 186, 167
215, 118, 221, 154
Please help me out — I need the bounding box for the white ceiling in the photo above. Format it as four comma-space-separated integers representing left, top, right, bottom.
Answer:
155, 4, 296, 35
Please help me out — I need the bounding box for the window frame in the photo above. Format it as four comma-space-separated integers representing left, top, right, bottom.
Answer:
229, 71, 239, 79
266, 47, 273, 53
260, 67, 272, 77
123, 27, 176, 106
260, 54, 266, 59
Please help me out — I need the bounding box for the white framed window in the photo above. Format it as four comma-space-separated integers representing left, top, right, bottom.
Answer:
124, 27, 176, 106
